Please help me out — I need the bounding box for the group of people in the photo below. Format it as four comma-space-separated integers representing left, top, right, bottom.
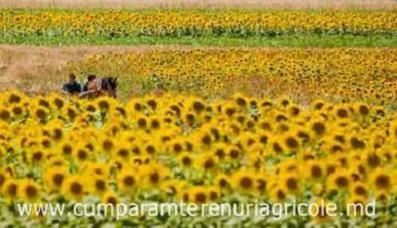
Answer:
62, 73, 118, 98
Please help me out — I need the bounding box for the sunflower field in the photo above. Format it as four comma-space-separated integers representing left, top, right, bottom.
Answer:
66, 48, 397, 104
1, 2, 397, 227
0, 90, 396, 226
1, 9, 396, 39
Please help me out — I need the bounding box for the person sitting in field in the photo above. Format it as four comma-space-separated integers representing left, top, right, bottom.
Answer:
79, 74, 100, 98
62, 73, 81, 95
79, 74, 118, 98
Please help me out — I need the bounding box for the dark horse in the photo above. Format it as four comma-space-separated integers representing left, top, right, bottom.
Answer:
80, 75, 118, 98
101, 77, 118, 98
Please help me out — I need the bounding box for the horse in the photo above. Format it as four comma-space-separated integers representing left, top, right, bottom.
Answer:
80, 76, 118, 99
100, 77, 118, 98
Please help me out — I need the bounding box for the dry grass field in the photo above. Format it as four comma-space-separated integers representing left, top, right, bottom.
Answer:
0, 45, 176, 93
0, 0, 396, 9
